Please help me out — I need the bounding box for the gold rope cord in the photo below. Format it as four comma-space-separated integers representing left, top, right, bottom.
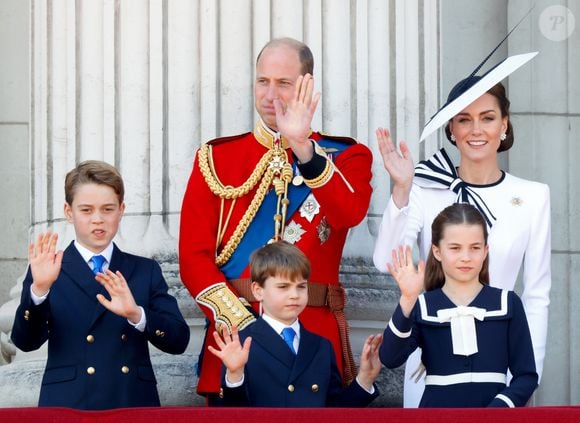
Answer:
215, 167, 275, 266
199, 143, 274, 199
217, 198, 237, 248
198, 142, 291, 266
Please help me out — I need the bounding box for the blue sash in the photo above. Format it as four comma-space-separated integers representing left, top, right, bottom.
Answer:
220, 139, 351, 279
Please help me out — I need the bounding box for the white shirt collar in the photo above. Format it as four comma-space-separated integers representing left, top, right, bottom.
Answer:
74, 241, 114, 266
261, 314, 301, 340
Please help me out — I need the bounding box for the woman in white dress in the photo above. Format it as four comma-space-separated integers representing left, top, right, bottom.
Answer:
373, 76, 551, 407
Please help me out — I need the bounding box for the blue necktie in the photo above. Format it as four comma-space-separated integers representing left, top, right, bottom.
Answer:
91, 255, 106, 275
281, 327, 296, 355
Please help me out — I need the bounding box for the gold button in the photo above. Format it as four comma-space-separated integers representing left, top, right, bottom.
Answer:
87, 367, 95, 375
155, 330, 165, 337
311, 384, 319, 392
121, 334, 127, 341
121, 366, 130, 374
24, 310, 30, 316
288, 384, 295, 393
24, 315, 29, 321
86, 335, 94, 343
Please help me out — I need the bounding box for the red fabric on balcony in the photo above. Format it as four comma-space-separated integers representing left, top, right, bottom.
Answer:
0, 406, 579, 423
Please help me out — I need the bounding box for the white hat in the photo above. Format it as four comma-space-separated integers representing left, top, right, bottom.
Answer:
419, 52, 538, 142
420, 6, 538, 142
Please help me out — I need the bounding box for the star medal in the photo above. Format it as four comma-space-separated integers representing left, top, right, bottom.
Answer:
283, 221, 306, 244
299, 193, 320, 223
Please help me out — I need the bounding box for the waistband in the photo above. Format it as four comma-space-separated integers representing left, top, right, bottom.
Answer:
425, 372, 506, 386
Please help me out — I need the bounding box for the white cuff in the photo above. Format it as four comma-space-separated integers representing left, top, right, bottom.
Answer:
388, 319, 412, 338
225, 372, 245, 388
495, 393, 515, 408
127, 306, 146, 332
355, 376, 375, 394
30, 286, 49, 305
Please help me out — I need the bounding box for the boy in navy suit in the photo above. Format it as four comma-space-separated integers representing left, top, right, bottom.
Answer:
11, 160, 190, 410
209, 241, 382, 407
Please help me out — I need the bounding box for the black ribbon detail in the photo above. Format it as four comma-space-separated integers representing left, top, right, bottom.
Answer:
414, 149, 497, 229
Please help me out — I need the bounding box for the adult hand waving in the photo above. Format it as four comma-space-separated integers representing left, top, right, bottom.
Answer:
376, 127, 415, 208
275, 73, 321, 163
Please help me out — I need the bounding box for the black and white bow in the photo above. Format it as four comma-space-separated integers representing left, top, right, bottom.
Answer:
414, 148, 497, 229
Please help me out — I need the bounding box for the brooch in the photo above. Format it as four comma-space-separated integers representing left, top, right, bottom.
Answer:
511, 197, 523, 206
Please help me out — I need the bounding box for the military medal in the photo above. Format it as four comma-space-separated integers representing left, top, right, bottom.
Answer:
317, 216, 330, 244
292, 175, 304, 186
299, 193, 320, 223
292, 166, 304, 186
283, 221, 306, 244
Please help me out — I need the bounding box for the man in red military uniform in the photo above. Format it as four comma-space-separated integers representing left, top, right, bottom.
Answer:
179, 37, 372, 402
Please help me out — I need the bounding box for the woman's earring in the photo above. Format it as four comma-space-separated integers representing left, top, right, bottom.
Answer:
450, 134, 456, 142
500, 133, 507, 141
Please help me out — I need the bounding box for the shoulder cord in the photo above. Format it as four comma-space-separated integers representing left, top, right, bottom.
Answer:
198, 143, 291, 266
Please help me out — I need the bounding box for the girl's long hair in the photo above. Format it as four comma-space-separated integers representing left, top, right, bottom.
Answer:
424, 203, 490, 291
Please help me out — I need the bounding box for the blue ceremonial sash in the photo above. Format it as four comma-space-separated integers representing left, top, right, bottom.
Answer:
220, 138, 351, 279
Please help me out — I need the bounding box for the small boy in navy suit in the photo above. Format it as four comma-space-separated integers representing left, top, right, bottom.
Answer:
209, 241, 382, 407
11, 160, 190, 410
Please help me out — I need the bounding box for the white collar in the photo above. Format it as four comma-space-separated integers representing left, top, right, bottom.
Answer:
262, 314, 301, 340
74, 241, 114, 265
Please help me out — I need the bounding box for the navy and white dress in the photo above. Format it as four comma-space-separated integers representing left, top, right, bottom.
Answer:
373, 148, 550, 407
380, 285, 538, 407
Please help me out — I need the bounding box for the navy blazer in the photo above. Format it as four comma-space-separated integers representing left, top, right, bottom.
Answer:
221, 318, 378, 407
11, 242, 190, 410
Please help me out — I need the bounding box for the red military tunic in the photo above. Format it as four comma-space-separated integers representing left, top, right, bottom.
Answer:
179, 120, 372, 395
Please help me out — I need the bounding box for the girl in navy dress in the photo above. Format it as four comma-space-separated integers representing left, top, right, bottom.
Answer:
379, 203, 538, 407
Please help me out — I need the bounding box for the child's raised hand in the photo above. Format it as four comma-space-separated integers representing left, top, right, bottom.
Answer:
387, 245, 425, 317
29, 231, 63, 296
95, 269, 142, 323
357, 333, 383, 391
208, 325, 251, 383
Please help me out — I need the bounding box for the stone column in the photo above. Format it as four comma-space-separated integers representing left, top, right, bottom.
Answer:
0, 0, 30, 367
0, 0, 439, 407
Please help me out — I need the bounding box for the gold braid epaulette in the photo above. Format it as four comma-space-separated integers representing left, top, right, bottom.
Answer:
198, 143, 273, 199
198, 143, 285, 267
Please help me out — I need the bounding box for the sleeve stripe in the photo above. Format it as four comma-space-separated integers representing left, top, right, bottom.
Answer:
388, 318, 412, 338
495, 393, 515, 408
